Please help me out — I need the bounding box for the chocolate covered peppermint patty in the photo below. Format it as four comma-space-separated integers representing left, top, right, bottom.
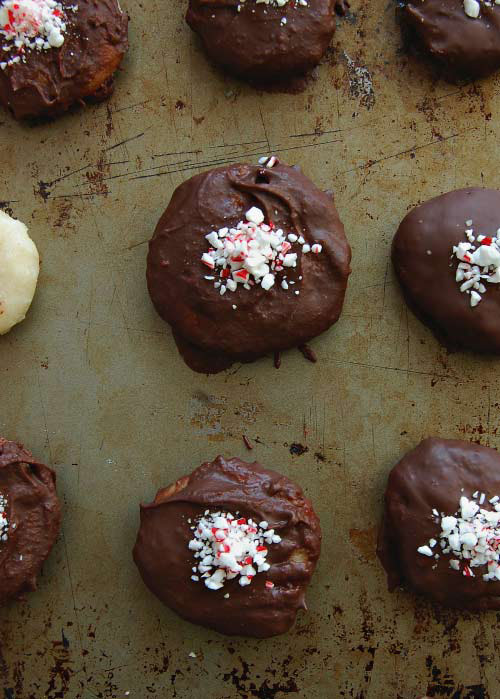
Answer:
0, 437, 61, 605
186, 0, 336, 86
133, 455, 321, 637
147, 158, 351, 373
377, 438, 500, 610
0, 0, 129, 120
401, 0, 500, 80
392, 188, 500, 352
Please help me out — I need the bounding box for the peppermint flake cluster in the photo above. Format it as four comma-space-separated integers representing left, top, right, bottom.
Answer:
463, 0, 500, 19
0, 0, 77, 70
418, 492, 500, 581
0, 493, 8, 542
452, 219, 500, 308
188, 511, 281, 591
236, 0, 308, 13
201, 205, 322, 302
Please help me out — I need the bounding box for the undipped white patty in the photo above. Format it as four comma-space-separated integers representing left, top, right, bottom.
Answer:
0, 210, 39, 335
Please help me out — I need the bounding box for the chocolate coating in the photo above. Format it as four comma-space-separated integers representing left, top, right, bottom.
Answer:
402, 0, 500, 79
0, 0, 129, 120
186, 0, 335, 85
133, 455, 321, 637
377, 438, 500, 610
147, 162, 351, 373
0, 438, 61, 605
393, 188, 500, 353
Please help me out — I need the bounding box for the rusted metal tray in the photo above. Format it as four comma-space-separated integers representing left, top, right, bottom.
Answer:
0, 0, 498, 696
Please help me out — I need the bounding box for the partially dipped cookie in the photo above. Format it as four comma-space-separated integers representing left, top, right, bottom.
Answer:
0, 0, 129, 120
186, 0, 336, 86
133, 455, 321, 637
147, 158, 351, 373
377, 438, 500, 610
393, 188, 500, 352
0, 437, 61, 605
401, 0, 500, 80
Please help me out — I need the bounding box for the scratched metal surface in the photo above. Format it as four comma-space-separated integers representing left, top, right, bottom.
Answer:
0, 0, 499, 696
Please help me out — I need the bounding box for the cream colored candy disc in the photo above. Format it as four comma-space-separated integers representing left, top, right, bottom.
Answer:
0, 210, 40, 335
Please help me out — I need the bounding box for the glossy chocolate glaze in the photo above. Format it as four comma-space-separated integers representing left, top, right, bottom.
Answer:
147, 162, 351, 373
393, 188, 500, 353
0, 0, 129, 120
403, 0, 500, 79
377, 438, 500, 610
186, 0, 335, 85
133, 455, 322, 637
0, 438, 61, 605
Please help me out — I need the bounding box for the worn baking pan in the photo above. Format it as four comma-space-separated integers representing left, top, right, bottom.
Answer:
0, 0, 498, 695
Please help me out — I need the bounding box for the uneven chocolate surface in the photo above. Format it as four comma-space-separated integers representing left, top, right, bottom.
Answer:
402, 0, 500, 79
393, 188, 500, 353
186, 0, 335, 85
377, 438, 500, 610
0, 0, 129, 120
147, 162, 351, 373
133, 455, 322, 637
0, 438, 61, 605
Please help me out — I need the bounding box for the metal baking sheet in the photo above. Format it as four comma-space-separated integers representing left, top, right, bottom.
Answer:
1, 0, 499, 696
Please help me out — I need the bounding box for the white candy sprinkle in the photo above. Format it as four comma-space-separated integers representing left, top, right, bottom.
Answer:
261, 273, 275, 290
464, 0, 480, 17
246, 206, 265, 225
418, 492, 500, 581
188, 512, 280, 591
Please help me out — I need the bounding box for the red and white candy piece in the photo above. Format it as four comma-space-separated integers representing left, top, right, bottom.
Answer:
188, 511, 281, 591
0, 0, 76, 70
0, 493, 8, 543
200, 205, 323, 301
418, 491, 500, 581
452, 221, 500, 308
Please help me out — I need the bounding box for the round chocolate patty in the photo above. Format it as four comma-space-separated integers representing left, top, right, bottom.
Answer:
402, 0, 500, 79
0, 0, 129, 120
0, 437, 61, 605
133, 456, 321, 637
186, 0, 335, 85
377, 438, 500, 610
392, 188, 500, 352
147, 161, 351, 373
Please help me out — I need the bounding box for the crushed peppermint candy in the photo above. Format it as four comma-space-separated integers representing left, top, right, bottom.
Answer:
258, 154, 279, 168
188, 511, 281, 590
236, 0, 308, 11
200, 206, 322, 298
418, 492, 500, 581
0, 493, 8, 542
463, 0, 500, 18
452, 220, 500, 307
0, 0, 77, 70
